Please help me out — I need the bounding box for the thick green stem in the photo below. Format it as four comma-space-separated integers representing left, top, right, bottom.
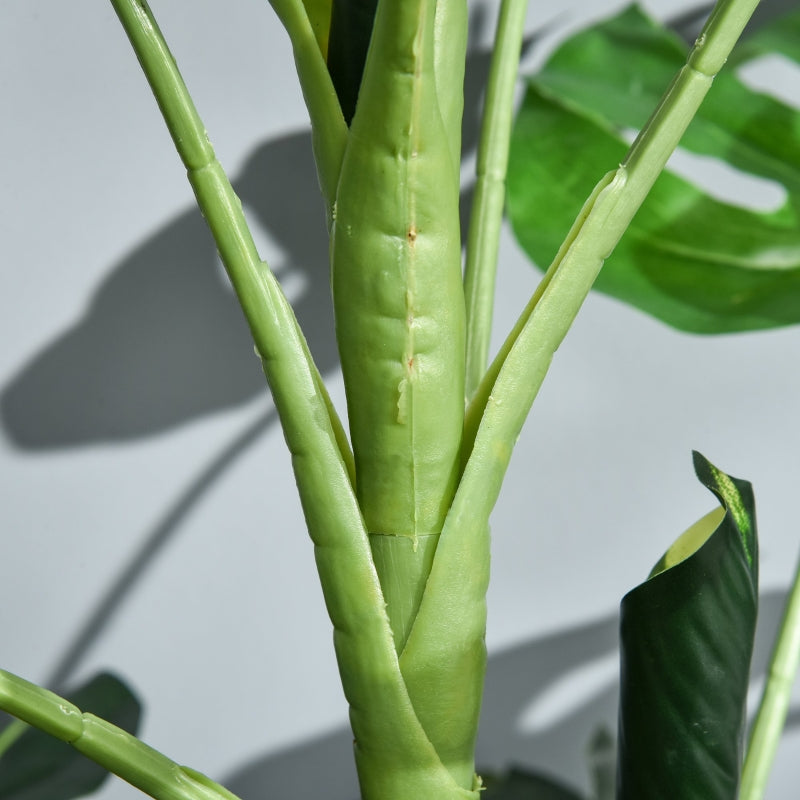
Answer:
740, 552, 800, 800
370, 532, 439, 652
463, 0, 529, 399
330, 0, 466, 664
109, 3, 480, 797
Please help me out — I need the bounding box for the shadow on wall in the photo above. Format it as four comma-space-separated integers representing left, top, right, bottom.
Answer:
223, 589, 797, 800
0, 131, 333, 447
0, 3, 501, 450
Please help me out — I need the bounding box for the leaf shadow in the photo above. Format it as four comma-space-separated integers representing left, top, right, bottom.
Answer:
0, 130, 334, 448
0, 5, 512, 451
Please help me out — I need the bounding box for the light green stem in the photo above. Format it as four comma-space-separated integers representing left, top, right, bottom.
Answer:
463, 0, 529, 399
0, 670, 241, 800
268, 0, 347, 213
462, 0, 761, 467
740, 552, 800, 800
433, 0, 469, 176
109, 4, 480, 797
108, 0, 354, 485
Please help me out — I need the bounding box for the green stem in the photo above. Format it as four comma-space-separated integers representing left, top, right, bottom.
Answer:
463, 0, 529, 400
108, 0, 354, 486
740, 551, 800, 800
108, 5, 479, 797
433, 0, 469, 177
0, 670, 241, 800
268, 0, 348, 213
462, 0, 760, 468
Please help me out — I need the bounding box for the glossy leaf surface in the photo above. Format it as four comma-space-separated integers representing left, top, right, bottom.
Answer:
0, 673, 140, 800
617, 453, 758, 799
508, 5, 800, 333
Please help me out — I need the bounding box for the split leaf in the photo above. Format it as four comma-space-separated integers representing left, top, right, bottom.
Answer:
508, 4, 800, 333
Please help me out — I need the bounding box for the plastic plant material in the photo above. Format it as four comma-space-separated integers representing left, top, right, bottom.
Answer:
463, 0, 529, 397
508, 4, 800, 333
0, 671, 240, 800
1, 0, 787, 797
617, 453, 758, 799
0, 673, 139, 800
740, 550, 800, 799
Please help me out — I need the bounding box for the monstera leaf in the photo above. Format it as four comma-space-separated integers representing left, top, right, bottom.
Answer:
508, 4, 800, 333
617, 453, 758, 798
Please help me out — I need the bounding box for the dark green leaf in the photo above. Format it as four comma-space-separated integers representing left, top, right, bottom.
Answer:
617, 452, 758, 799
481, 766, 585, 800
327, 0, 379, 124
507, 5, 800, 333
0, 673, 141, 800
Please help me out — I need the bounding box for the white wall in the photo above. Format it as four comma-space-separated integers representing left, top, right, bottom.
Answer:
2, 1, 799, 797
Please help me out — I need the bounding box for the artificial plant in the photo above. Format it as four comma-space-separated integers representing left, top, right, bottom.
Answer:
1, 0, 799, 798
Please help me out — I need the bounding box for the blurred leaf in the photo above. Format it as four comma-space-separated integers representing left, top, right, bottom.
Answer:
587, 726, 615, 800
0, 673, 141, 800
729, 4, 800, 67
481, 766, 584, 799
507, 4, 800, 333
617, 452, 758, 799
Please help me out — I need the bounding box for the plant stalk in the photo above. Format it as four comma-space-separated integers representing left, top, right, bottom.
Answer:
462, 0, 761, 475
463, 0, 529, 399
740, 551, 800, 799
268, 0, 348, 213
0, 670, 242, 800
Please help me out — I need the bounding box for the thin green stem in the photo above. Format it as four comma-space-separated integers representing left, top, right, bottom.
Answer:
463, 0, 529, 399
740, 551, 800, 800
268, 0, 348, 214
462, 0, 760, 469
0, 670, 241, 800
108, 0, 354, 485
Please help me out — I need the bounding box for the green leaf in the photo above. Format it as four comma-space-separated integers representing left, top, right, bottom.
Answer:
0, 673, 140, 800
617, 452, 758, 799
507, 4, 800, 333
327, 0, 378, 124
481, 767, 585, 800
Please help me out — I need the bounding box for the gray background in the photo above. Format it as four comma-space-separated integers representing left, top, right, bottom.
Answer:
2, 0, 799, 797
